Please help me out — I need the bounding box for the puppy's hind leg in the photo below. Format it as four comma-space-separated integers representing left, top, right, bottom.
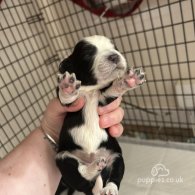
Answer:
57, 71, 81, 105
56, 152, 93, 194
101, 155, 124, 195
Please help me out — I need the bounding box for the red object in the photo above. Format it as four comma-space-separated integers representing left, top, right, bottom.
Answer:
71, 0, 143, 18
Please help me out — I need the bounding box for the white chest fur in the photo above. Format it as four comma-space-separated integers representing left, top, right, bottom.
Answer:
70, 91, 108, 153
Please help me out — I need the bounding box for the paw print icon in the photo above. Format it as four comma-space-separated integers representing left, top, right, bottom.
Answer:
151, 164, 170, 177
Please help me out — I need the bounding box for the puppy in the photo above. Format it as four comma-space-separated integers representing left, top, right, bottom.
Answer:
55, 35, 145, 195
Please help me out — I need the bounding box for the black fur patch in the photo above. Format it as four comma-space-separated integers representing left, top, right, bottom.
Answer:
59, 40, 97, 86
58, 110, 84, 151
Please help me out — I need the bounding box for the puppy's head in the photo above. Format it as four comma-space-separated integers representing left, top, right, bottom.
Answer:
59, 35, 127, 87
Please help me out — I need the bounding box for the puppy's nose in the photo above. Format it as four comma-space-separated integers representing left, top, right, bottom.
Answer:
108, 54, 119, 64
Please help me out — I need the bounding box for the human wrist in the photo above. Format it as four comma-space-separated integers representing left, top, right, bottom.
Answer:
39, 128, 59, 151
40, 118, 60, 143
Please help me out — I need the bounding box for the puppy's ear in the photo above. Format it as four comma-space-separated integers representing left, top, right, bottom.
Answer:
59, 56, 74, 74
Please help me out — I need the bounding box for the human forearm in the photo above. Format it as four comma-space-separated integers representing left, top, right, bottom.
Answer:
0, 128, 61, 195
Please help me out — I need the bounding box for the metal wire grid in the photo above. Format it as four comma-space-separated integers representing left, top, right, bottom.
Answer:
121, 0, 195, 142
0, 0, 195, 157
0, 0, 59, 157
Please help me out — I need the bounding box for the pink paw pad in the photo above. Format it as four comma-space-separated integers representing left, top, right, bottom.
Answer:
58, 72, 81, 95
125, 67, 146, 88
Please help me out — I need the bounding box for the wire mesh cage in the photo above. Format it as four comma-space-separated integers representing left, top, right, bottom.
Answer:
1, 0, 195, 158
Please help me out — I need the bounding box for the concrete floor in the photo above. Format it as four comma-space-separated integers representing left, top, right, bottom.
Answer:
60, 141, 195, 195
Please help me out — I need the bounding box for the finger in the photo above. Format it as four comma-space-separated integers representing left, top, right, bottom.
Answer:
65, 97, 85, 112
99, 107, 124, 129
49, 97, 85, 115
98, 97, 122, 115
108, 123, 124, 137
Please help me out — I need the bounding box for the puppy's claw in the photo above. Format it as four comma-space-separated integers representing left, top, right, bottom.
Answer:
69, 75, 75, 83
76, 82, 81, 89
134, 68, 141, 75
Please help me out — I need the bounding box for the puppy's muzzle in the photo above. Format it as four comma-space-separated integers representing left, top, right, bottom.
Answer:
107, 53, 120, 64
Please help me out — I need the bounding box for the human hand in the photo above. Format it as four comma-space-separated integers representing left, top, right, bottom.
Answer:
98, 97, 124, 137
41, 97, 124, 142
40, 97, 85, 142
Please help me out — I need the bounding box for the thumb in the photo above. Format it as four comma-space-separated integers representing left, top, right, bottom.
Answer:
64, 97, 85, 112
42, 97, 85, 128
45, 97, 85, 117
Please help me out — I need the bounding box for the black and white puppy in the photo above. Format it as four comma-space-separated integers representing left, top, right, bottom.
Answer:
55, 35, 145, 195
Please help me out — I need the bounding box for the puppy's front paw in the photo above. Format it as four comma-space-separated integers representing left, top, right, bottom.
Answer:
58, 71, 81, 105
124, 67, 146, 88
112, 67, 145, 95
101, 182, 118, 195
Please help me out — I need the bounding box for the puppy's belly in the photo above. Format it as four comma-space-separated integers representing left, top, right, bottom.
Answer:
73, 148, 119, 180
72, 148, 119, 166
70, 125, 108, 153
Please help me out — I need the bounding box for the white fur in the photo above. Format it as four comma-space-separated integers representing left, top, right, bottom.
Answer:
101, 182, 118, 195
70, 91, 108, 153
58, 89, 79, 105
84, 35, 114, 52
84, 35, 127, 85
78, 164, 98, 181
56, 151, 100, 180
56, 151, 78, 161
92, 175, 103, 195
56, 149, 118, 183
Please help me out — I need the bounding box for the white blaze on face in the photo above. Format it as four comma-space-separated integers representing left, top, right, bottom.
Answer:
84, 35, 127, 85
